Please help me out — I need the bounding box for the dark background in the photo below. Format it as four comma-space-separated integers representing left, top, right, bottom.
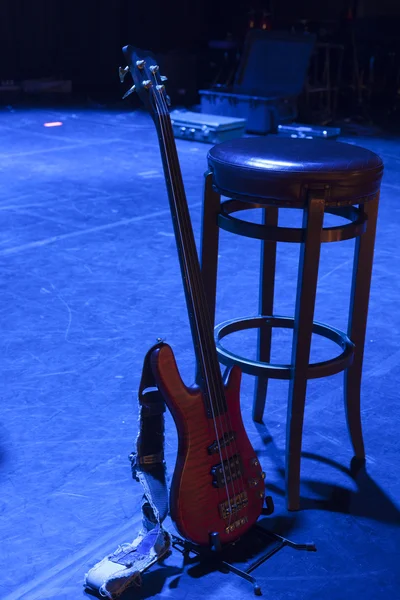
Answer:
1, 0, 400, 120
1, 1, 399, 83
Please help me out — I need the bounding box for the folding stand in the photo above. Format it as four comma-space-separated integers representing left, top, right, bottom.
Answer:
171, 497, 317, 596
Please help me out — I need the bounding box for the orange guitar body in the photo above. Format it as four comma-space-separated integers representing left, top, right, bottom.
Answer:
123, 45, 267, 548
151, 343, 265, 546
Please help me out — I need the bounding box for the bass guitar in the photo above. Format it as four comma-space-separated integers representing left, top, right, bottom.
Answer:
121, 46, 266, 547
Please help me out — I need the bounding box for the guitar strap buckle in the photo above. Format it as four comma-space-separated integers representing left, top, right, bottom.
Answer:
136, 453, 164, 465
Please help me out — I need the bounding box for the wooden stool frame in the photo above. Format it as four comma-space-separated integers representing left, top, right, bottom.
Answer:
200, 171, 380, 510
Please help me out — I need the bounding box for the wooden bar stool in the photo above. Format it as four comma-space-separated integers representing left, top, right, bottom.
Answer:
200, 137, 383, 510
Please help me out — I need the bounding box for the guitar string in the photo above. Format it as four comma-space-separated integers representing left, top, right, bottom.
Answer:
154, 86, 251, 522
154, 87, 251, 525
153, 89, 242, 524
152, 93, 247, 512
151, 86, 235, 523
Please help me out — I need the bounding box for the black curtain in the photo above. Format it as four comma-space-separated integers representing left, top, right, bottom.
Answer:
0, 0, 207, 87
1, 0, 397, 89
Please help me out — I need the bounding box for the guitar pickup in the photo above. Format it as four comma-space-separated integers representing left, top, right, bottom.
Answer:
211, 454, 243, 488
207, 430, 236, 455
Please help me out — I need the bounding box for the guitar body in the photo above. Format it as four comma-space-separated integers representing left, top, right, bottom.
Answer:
151, 343, 265, 546
122, 45, 268, 547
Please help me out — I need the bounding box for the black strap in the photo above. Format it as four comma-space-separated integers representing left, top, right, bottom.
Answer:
129, 341, 169, 526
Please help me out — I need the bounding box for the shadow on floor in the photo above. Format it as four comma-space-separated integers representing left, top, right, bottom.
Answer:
267, 453, 400, 525
109, 516, 303, 599
255, 421, 400, 524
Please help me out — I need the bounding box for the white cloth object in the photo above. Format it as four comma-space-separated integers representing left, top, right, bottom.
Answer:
84, 525, 171, 599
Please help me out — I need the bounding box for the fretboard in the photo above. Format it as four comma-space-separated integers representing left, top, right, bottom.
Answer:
154, 109, 227, 417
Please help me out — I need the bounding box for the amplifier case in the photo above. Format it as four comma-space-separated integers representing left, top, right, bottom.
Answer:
200, 30, 316, 135
170, 110, 246, 144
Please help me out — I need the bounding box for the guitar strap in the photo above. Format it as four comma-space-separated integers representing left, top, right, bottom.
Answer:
130, 340, 169, 529
84, 341, 171, 599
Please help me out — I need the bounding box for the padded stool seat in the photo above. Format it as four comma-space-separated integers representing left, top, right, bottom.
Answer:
201, 136, 384, 511
208, 137, 383, 206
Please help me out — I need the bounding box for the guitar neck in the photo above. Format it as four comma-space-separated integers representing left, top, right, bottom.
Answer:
154, 111, 227, 416
120, 45, 227, 417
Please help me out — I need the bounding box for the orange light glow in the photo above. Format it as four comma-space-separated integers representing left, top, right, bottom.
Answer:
44, 122, 63, 127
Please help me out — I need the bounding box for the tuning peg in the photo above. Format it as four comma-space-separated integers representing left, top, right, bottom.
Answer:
122, 84, 136, 99
119, 65, 130, 83
166, 95, 171, 107
142, 80, 152, 89
136, 60, 145, 69
150, 65, 159, 74
160, 75, 168, 82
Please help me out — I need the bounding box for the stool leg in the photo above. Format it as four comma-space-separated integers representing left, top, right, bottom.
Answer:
344, 194, 379, 460
197, 172, 220, 385
286, 193, 325, 510
253, 207, 279, 423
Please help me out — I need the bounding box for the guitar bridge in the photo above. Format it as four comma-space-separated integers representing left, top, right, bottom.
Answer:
218, 491, 248, 519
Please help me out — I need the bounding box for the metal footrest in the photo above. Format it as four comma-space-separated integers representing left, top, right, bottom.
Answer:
215, 314, 354, 379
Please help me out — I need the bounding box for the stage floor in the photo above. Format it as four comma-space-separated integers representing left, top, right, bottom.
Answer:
0, 107, 399, 600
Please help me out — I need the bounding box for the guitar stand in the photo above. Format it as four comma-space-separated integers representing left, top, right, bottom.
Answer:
171, 497, 316, 596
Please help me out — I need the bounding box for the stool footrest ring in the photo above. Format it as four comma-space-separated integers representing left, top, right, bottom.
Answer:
215, 315, 354, 380
218, 200, 367, 243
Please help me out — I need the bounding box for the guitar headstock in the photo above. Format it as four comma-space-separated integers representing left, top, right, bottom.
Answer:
120, 45, 170, 120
